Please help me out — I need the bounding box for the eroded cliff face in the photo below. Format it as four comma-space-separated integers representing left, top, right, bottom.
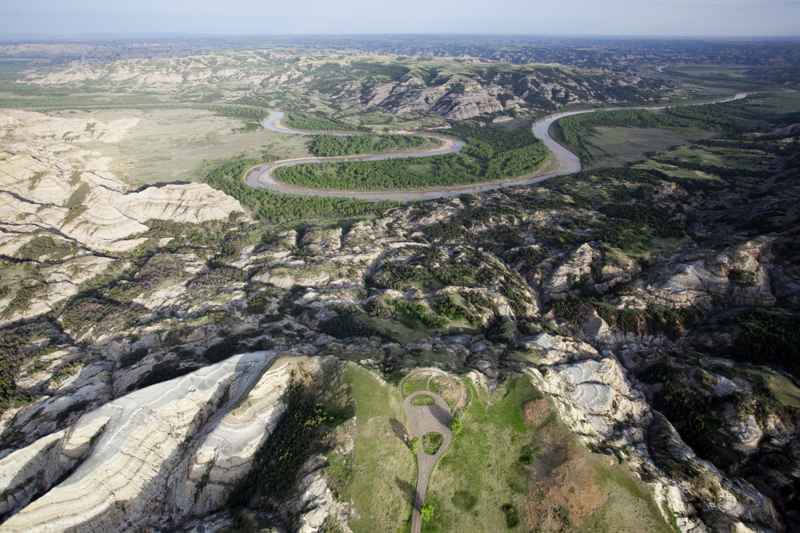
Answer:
360, 66, 670, 120
0, 353, 335, 532
1, 114, 799, 530
0, 109, 245, 326
22, 52, 673, 122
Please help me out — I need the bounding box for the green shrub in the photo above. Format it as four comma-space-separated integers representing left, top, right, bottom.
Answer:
728, 269, 757, 286
285, 112, 357, 131
318, 312, 379, 339
451, 490, 477, 511
486, 317, 518, 344
450, 416, 464, 435
734, 309, 800, 378
501, 503, 520, 528
422, 432, 444, 455
518, 444, 536, 465
421, 503, 435, 523
391, 300, 447, 329
412, 394, 435, 406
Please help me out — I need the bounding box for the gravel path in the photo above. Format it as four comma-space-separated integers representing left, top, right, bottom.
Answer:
245, 93, 750, 202
403, 391, 453, 533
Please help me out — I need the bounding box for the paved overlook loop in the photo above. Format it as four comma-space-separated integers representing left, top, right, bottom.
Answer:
245, 93, 749, 202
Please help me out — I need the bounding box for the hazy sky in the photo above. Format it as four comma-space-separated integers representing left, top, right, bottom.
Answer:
1, 0, 799, 37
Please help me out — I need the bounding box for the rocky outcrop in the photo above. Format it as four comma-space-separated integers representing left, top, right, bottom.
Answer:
176, 356, 303, 517
359, 64, 669, 120
637, 238, 775, 309
544, 242, 598, 298
2, 98, 798, 532
0, 427, 100, 521
523, 333, 783, 533
0, 352, 325, 532
0, 109, 244, 325
646, 413, 782, 533
540, 242, 640, 301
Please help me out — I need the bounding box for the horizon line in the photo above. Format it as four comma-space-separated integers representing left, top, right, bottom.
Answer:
2, 32, 800, 42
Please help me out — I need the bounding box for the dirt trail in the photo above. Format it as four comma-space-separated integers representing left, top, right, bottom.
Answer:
403, 391, 453, 533
245, 93, 749, 202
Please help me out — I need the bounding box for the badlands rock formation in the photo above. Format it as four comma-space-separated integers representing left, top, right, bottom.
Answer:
0, 353, 326, 532
22, 52, 672, 121
524, 334, 782, 532
0, 109, 244, 324
1, 99, 798, 531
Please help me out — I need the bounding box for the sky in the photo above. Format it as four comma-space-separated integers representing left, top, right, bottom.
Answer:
1, 0, 799, 38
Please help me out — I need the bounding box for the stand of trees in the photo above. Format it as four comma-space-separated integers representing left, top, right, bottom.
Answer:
285, 112, 362, 131
275, 122, 548, 191
309, 134, 429, 156
205, 157, 393, 224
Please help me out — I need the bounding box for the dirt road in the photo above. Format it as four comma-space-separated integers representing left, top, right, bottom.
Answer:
403, 391, 453, 533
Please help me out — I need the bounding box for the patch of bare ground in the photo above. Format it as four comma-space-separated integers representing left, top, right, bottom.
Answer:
429, 373, 468, 411
522, 398, 550, 427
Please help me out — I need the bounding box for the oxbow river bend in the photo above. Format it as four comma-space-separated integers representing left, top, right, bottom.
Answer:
245, 93, 749, 202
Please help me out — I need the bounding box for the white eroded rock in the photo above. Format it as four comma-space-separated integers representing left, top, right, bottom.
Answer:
0, 351, 318, 532
178, 356, 323, 517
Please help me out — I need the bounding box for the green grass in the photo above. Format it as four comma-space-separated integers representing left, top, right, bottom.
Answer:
576, 462, 677, 533
412, 394, 436, 407
486, 376, 541, 433
582, 126, 712, 169
423, 432, 444, 455
765, 374, 800, 409
402, 374, 431, 397
633, 160, 722, 182
423, 377, 539, 532
554, 95, 781, 169
346, 362, 398, 420
325, 363, 415, 533
424, 375, 674, 533
555, 108, 703, 165
318, 309, 432, 345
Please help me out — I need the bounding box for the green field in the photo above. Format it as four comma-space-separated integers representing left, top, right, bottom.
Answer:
325, 363, 416, 533
317, 368, 672, 532
580, 126, 712, 169
554, 93, 800, 169
656, 144, 775, 173
633, 160, 722, 182
423, 376, 673, 532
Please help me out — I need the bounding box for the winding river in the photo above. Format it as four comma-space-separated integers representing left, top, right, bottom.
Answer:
245, 93, 749, 203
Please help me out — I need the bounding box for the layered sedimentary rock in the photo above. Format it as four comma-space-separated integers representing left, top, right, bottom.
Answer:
524, 333, 783, 532
0, 109, 244, 325
0, 352, 324, 532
